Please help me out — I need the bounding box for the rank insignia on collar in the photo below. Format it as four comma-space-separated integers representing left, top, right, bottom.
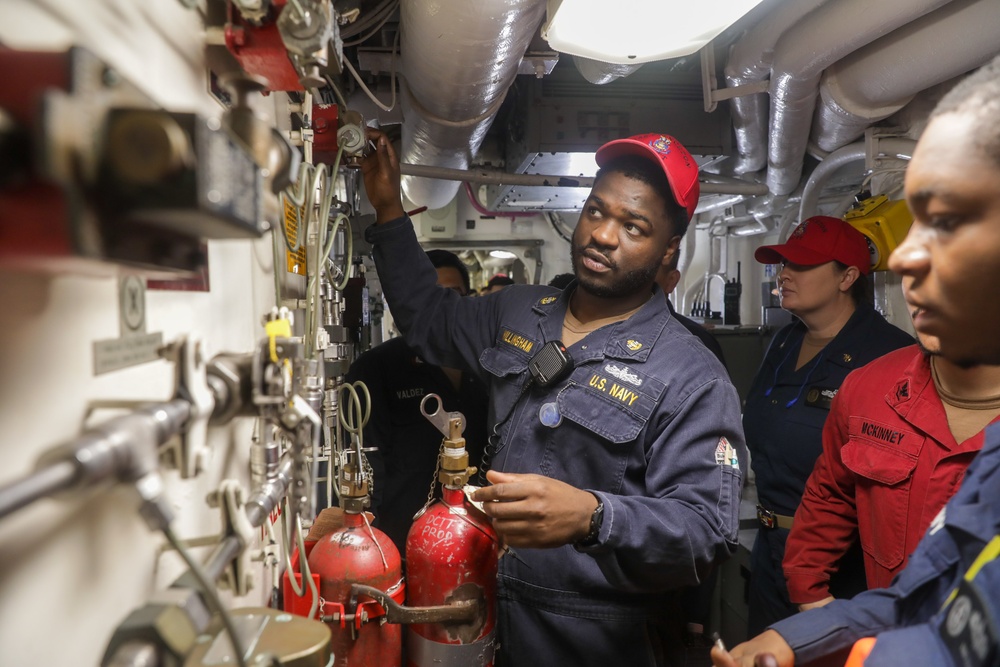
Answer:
539, 296, 557, 305
842, 353, 852, 363
895, 380, 910, 401
626, 339, 643, 351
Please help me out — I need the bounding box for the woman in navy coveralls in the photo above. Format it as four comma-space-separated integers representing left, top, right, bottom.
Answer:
742, 216, 912, 635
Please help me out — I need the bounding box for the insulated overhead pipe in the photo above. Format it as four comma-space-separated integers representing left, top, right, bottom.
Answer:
399, 0, 547, 210
812, 0, 1000, 152
572, 55, 643, 85
399, 162, 770, 195
795, 138, 915, 228
723, 0, 831, 176
765, 0, 954, 196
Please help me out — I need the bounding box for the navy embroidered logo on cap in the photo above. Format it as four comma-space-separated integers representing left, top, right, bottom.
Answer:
649, 135, 672, 154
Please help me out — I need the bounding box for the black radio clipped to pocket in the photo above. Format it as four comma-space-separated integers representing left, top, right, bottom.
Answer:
528, 340, 574, 388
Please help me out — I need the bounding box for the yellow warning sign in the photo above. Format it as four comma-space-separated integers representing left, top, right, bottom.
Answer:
283, 198, 307, 275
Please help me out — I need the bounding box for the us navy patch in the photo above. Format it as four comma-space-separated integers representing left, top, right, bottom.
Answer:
586, 372, 642, 407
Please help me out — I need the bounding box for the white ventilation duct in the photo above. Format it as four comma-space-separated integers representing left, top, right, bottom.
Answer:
723, 0, 830, 175
573, 55, 643, 85
399, 0, 547, 210
765, 0, 954, 196
812, 0, 1000, 152
793, 138, 914, 236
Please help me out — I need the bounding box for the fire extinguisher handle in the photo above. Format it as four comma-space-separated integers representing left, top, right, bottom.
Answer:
348, 583, 479, 625
420, 393, 467, 439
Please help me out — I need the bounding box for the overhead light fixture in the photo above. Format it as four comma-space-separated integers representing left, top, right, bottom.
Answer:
489, 250, 518, 260
542, 0, 766, 65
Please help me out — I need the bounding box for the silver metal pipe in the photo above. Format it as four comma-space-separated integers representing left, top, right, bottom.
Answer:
0, 459, 78, 521
796, 143, 866, 224
400, 162, 770, 196
199, 456, 295, 583
0, 400, 192, 522
401, 162, 593, 188
796, 138, 915, 227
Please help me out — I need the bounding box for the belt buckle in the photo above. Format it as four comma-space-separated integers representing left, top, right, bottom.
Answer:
757, 505, 776, 529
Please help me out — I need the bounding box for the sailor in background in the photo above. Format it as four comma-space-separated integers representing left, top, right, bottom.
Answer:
714, 53, 1000, 667
742, 216, 912, 634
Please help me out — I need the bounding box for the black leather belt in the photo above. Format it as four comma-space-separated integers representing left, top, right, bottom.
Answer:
757, 504, 794, 530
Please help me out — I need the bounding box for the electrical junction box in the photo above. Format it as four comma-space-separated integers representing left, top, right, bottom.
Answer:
845, 195, 913, 272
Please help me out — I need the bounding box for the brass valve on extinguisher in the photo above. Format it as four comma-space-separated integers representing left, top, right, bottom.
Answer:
338, 452, 370, 514
420, 394, 477, 488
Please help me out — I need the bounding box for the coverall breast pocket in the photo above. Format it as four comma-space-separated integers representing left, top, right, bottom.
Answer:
842, 437, 920, 571
480, 345, 530, 416
539, 383, 649, 492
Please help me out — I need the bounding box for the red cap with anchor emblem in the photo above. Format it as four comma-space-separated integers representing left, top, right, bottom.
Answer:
754, 215, 873, 275
595, 133, 701, 219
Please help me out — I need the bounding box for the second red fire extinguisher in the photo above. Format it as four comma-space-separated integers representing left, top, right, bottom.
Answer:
405, 394, 500, 667
308, 446, 404, 667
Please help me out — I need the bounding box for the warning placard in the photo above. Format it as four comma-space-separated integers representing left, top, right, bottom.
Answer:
284, 197, 308, 275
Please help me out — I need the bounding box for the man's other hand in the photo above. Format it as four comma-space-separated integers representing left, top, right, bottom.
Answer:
798, 596, 834, 612
710, 630, 795, 667
360, 128, 405, 224
471, 470, 598, 548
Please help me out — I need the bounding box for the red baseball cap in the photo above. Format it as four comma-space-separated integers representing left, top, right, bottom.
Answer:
595, 133, 701, 219
754, 216, 873, 275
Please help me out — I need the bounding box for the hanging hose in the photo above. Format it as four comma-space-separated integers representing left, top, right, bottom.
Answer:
163, 524, 249, 667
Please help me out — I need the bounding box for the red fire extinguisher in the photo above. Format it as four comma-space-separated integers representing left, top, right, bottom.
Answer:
405, 395, 500, 667
308, 455, 404, 667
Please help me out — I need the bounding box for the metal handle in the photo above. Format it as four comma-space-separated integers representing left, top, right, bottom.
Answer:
348, 584, 479, 625
420, 393, 466, 439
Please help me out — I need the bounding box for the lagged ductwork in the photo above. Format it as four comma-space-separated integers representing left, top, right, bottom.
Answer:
764, 0, 953, 196
572, 55, 643, 85
723, 0, 830, 175
399, 0, 547, 210
812, 0, 1000, 152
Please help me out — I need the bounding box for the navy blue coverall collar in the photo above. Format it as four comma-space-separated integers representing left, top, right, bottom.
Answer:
530, 284, 671, 364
